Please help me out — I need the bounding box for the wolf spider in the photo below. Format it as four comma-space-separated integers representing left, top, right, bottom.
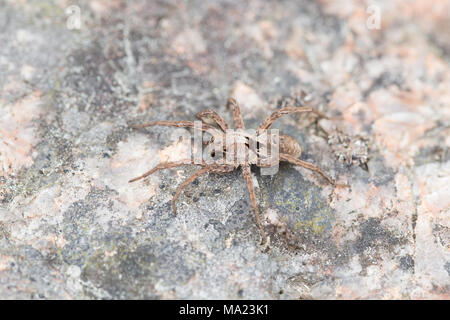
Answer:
130, 98, 345, 244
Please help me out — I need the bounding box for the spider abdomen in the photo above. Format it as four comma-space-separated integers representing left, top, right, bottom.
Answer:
280, 134, 302, 158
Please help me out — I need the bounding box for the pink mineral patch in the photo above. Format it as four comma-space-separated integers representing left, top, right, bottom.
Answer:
0, 91, 43, 177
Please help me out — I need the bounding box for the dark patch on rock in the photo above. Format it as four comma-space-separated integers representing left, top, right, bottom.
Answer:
367, 153, 395, 186
105, 127, 130, 153
82, 239, 200, 299
363, 71, 404, 98
353, 218, 402, 254
445, 262, 450, 277
62, 187, 118, 266
352, 218, 406, 273
81, 243, 157, 299
225, 199, 254, 232
260, 164, 334, 234
414, 145, 450, 166
64, 43, 117, 111
399, 254, 414, 272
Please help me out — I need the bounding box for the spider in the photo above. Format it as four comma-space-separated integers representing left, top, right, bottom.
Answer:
130, 98, 345, 244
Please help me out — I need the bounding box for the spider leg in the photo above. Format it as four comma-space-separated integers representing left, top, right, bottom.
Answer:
132, 120, 216, 132
258, 106, 328, 130
128, 160, 196, 183
196, 110, 229, 131
280, 153, 347, 187
195, 110, 228, 152
226, 98, 252, 165
241, 164, 266, 244
132, 120, 226, 148
227, 98, 245, 129
171, 166, 210, 214
172, 164, 235, 214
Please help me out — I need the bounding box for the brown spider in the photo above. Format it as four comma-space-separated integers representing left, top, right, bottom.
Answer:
130, 98, 345, 244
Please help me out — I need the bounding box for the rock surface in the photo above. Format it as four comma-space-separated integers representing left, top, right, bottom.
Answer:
0, 0, 449, 299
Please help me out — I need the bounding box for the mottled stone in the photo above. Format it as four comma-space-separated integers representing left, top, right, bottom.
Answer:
0, 0, 449, 300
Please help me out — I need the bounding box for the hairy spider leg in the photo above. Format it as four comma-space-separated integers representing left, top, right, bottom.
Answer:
229, 98, 267, 244
196, 110, 229, 131
132, 120, 216, 132
129, 160, 197, 183
280, 153, 348, 187
258, 106, 328, 130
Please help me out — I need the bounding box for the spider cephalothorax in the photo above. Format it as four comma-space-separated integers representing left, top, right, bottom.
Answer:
130, 98, 345, 244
